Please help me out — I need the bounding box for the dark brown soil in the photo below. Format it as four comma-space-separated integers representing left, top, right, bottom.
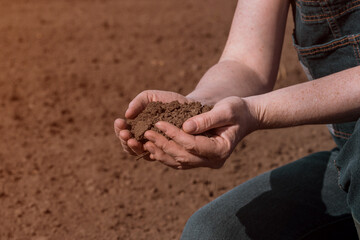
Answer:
128, 101, 212, 142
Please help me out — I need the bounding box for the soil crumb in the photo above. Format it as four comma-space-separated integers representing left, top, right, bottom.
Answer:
127, 101, 212, 142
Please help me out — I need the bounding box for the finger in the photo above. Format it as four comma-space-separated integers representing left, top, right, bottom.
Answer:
116, 119, 147, 157
155, 121, 228, 159
144, 130, 183, 156
182, 104, 234, 134
119, 129, 132, 141
125, 91, 151, 119
114, 118, 128, 137
144, 128, 208, 167
127, 138, 145, 156
144, 141, 181, 169
118, 130, 136, 155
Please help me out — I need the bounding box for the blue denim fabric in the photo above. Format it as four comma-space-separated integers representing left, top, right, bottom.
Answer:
334, 120, 360, 222
181, 152, 358, 239
181, 0, 360, 239
291, 0, 360, 227
355, 218, 360, 236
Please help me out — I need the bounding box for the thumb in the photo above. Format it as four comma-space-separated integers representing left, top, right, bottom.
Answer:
183, 107, 231, 134
125, 91, 152, 119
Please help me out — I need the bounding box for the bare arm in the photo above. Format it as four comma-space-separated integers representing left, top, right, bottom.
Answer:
115, 0, 291, 160
246, 66, 360, 129
187, 0, 290, 104
140, 1, 360, 169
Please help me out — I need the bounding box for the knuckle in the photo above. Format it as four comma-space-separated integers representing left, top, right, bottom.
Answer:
161, 139, 173, 150
174, 155, 186, 162
197, 116, 212, 131
183, 142, 196, 152
164, 129, 177, 139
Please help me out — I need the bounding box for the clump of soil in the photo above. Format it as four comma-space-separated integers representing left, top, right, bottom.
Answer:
127, 101, 212, 143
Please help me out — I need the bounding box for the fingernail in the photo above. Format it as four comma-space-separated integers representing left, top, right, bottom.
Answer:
144, 131, 152, 140
183, 120, 196, 133
154, 122, 162, 129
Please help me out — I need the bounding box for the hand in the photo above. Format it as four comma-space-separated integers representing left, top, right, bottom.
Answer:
143, 96, 259, 169
114, 90, 190, 158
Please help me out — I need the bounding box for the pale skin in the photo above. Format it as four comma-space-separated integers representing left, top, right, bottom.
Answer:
114, 0, 360, 169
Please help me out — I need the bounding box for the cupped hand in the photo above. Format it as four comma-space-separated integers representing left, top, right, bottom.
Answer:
114, 90, 191, 158
143, 96, 259, 169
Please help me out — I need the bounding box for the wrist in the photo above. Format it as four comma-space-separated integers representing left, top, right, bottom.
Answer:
242, 96, 264, 132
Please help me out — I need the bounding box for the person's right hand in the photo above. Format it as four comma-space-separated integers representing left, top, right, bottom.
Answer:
114, 90, 190, 158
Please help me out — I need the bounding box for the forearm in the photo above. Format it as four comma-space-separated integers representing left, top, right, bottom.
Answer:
187, 0, 289, 105
246, 66, 360, 129
186, 60, 274, 105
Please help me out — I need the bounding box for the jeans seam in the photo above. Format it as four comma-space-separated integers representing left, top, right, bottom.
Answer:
333, 159, 346, 191
352, 44, 360, 65
296, 0, 360, 22
352, 40, 360, 64
321, 0, 342, 38
297, 34, 360, 56
297, 34, 360, 51
333, 133, 351, 140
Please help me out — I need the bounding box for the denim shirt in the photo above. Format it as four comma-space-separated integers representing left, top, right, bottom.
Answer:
290, 0, 360, 148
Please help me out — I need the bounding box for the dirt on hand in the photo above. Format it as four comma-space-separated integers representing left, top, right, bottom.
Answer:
127, 101, 212, 143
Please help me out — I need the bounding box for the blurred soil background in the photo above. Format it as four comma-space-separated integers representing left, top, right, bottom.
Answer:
0, 0, 335, 239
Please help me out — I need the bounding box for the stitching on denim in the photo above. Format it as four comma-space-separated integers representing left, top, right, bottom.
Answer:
322, 0, 341, 39
353, 41, 360, 64
352, 44, 360, 65
298, 35, 360, 56
303, 4, 360, 22
296, 0, 360, 17
356, 43, 360, 59
356, 44, 360, 63
300, 41, 352, 56
333, 159, 345, 191
328, 1, 342, 38
296, 0, 360, 22
333, 133, 351, 140
299, 34, 360, 51
333, 129, 352, 136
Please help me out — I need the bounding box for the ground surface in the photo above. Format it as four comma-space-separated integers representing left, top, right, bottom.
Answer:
0, 1, 335, 239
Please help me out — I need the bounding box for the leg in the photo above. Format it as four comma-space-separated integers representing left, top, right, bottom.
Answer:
181, 151, 358, 240
334, 119, 360, 239
355, 217, 360, 238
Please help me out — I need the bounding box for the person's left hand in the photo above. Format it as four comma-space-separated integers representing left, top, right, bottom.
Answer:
143, 96, 259, 169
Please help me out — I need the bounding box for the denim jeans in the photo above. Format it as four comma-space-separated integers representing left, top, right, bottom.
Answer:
291, 0, 360, 229
181, 149, 359, 239
181, 0, 360, 239
181, 122, 360, 239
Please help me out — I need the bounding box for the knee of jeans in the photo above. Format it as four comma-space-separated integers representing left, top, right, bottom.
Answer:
181, 206, 246, 240
181, 208, 214, 239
